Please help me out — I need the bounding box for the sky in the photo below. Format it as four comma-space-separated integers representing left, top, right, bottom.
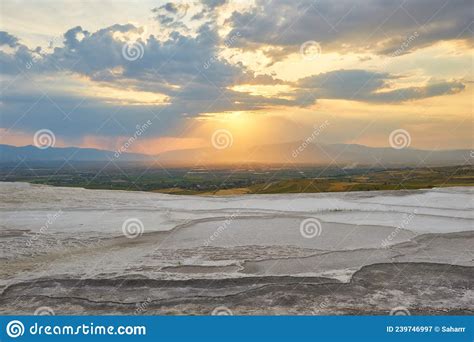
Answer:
0, 0, 473, 157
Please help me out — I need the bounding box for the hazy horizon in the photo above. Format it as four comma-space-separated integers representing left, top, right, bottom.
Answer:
1, 141, 472, 168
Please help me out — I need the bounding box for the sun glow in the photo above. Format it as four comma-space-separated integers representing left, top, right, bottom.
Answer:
82, 84, 170, 105
230, 84, 295, 98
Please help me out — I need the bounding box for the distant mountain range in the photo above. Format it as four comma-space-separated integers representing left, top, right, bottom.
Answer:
0, 144, 152, 162
0, 143, 471, 167
147, 142, 472, 166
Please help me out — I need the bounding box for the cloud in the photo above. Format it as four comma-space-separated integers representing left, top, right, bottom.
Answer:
202, 0, 227, 9
0, 21, 291, 139
63, 26, 91, 49
295, 69, 465, 104
152, 3, 190, 28
0, 31, 19, 48
226, 0, 473, 58
0, 32, 40, 75
0, 1, 469, 144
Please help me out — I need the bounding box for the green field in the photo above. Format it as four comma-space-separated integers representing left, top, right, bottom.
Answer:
246, 167, 474, 194
1, 162, 471, 195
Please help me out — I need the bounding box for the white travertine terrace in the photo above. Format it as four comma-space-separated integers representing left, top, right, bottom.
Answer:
0, 182, 472, 315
